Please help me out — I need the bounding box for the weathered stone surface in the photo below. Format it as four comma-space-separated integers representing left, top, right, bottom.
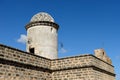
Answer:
94, 49, 112, 64
26, 12, 59, 59
0, 44, 115, 80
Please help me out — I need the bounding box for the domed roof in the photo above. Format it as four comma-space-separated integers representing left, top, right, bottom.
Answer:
30, 12, 54, 22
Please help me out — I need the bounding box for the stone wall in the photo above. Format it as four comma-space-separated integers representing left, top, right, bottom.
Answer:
93, 69, 115, 80
52, 68, 94, 80
51, 55, 92, 70
0, 44, 115, 80
52, 68, 115, 80
0, 44, 51, 69
51, 55, 115, 80
0, 63, 51, 80
0, 44, 52, 80
51, 55, 114, 73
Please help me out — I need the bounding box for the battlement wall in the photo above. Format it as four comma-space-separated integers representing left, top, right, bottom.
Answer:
0, 44, 52, 80
0, 44, 115, 74
91, 55, 114, 73
0, 44, 115, 80
51, 55, 114, 74
51, 55, 92, 70
51, 55, 115, 80
0, 44, 51, 69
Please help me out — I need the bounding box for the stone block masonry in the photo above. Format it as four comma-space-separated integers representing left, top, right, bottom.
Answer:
51, 55, 115, 80
0, 44, 115, 80
0, 44, 52, 80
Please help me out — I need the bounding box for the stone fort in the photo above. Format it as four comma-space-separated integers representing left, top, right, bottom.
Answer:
0, 12, 115, 80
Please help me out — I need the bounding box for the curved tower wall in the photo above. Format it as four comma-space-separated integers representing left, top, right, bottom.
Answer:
26, 22, 59, 59
25, 12, 59, 59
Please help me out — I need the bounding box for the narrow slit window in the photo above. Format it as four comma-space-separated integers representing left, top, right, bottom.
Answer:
103, 52, 104, 55
51, 28, 53, 32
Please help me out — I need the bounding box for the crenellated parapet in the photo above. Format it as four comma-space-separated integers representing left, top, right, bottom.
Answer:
94, 48, 112, 64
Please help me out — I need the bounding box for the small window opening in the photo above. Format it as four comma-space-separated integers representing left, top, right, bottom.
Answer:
103, 52, 104, 55
29, 48, 34, 54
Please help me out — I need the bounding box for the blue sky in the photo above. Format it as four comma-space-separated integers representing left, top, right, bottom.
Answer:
0, 0, 120, 79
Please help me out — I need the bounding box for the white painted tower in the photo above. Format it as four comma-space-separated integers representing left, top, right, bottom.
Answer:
25, 12, 59, 59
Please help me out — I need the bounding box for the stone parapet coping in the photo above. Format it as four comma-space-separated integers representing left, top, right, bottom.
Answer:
52, 54, 114, 67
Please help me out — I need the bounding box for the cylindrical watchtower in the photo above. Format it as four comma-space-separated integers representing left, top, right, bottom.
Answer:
25, 12, 59, 59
